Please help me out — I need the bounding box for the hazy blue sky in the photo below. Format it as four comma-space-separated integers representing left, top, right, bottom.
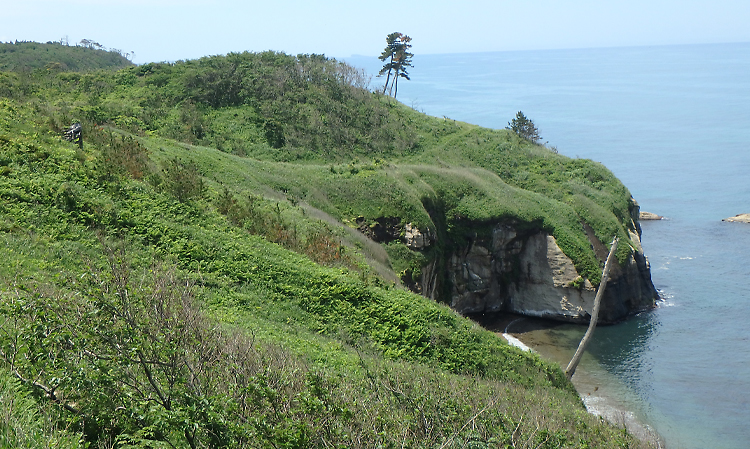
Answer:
3, 0, 749, 64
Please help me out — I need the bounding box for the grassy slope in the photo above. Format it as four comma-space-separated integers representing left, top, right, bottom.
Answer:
141, 114, 633, 286
0, 47, 638, 284
0, 47, 648, 448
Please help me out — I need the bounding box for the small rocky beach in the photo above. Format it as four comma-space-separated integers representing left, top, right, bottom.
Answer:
475, 313, 665, 447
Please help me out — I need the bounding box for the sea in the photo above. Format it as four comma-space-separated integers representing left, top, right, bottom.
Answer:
346, 42, 750, 449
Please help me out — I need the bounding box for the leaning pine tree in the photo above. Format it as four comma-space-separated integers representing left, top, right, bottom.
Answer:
378, 32, 413, 98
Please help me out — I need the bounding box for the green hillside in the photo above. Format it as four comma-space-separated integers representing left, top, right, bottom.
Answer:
0, 48, 648, 448
0, 41, 133, 72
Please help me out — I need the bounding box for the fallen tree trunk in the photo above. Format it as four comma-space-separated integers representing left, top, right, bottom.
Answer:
565, 236, 619, 380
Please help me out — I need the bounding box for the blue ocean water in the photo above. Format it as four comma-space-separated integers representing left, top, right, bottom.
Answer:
349, 42, 750, 448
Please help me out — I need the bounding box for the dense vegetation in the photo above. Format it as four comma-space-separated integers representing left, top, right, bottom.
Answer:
0, 41, 133, 72
0, 43, 649, 448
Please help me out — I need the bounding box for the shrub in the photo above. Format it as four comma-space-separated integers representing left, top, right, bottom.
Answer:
161, 157, 205, 202
89, 127, 151, 180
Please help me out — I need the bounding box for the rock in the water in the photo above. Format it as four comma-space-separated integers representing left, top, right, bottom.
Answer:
723, 213, 750, 223
639, 211, 663, 220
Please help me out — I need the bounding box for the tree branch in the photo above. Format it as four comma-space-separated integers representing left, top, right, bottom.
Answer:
11, 369, 80, 415
136, 348, 171, 410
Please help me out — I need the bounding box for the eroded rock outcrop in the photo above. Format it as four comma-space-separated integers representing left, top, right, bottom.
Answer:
443, 225, 656, 323
639, 211, 664, 221
403, 223, 433, 249
359, 215, 657, 323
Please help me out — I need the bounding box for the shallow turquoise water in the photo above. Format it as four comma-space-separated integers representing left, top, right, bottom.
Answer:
349, 42, 750, 448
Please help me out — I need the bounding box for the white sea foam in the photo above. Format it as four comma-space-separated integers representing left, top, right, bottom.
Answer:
502, 333, 533, 352
656, 290, 676, 307
581, 396, 661, 444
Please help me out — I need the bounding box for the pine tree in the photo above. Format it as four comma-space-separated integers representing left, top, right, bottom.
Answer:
506, 111, 541, 143
378, 32, 413, 98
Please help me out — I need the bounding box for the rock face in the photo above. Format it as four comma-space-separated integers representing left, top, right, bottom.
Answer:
359, 214, 658, 324
428, 224, 657, 324
403, 223, 433, 249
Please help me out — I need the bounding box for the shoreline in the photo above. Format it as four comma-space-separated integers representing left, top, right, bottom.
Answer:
474, 313, 665, 447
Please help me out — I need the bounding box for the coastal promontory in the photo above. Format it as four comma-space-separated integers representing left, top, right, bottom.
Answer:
0, 43, 656, 448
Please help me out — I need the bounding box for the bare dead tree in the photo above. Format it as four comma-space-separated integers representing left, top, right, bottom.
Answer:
565, 236, 619, 380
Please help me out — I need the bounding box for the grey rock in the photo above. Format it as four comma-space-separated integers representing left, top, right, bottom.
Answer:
639, 211, 664, 220
723, 213, 750, 223
403, 223, 433, 249
440, 225, 657, 324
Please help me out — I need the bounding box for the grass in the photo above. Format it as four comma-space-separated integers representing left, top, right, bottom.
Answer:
0, 368, 81, 449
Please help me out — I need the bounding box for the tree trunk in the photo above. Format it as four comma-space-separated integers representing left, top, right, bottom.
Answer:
565, 236, 619, 380
383, 68, 392, 95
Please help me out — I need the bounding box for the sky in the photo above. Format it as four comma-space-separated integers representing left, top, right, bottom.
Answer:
2, 0, 750, 64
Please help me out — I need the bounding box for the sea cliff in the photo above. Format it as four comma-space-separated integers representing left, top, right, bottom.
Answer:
390, 215, 657, 324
